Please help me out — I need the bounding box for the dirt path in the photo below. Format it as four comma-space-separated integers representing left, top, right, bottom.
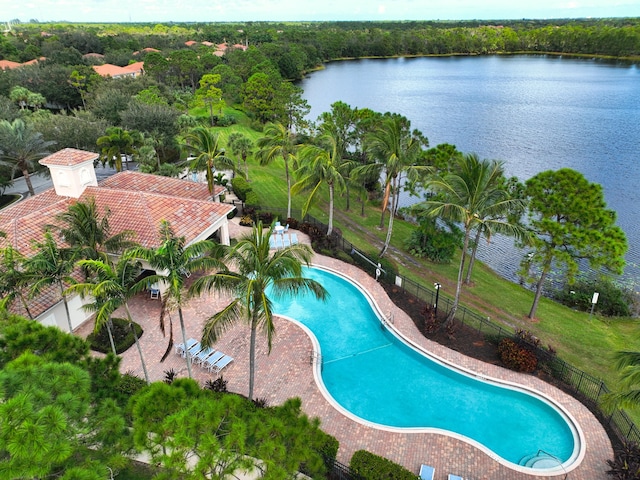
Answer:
333, 208, 526, 329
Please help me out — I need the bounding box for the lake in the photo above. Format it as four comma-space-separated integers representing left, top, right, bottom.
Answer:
299, 55, 640, 287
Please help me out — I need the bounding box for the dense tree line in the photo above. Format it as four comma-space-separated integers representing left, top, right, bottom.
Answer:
0, 19, 633, 307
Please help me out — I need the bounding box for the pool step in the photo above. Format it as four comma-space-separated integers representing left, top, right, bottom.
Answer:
518, 452, 561, 469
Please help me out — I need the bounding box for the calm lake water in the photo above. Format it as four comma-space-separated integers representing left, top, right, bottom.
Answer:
299, 55, 640, 287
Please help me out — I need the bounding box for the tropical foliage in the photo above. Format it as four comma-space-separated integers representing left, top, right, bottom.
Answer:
126, 220, 225, 379
0, 118, 55, 196
418, 154, 525, 323
190, 221, 327, 400
521, 168, 627, 319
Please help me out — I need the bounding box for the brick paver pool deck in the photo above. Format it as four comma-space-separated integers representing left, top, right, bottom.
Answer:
76, 222, 613, 480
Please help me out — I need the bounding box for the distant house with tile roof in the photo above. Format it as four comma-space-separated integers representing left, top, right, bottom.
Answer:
133, 47, 160, 56
0, 148, 234, 331
0, 59, 21, 70
83, 52, 105, 60
0, 57, 46, 69
92, 61, 144, 79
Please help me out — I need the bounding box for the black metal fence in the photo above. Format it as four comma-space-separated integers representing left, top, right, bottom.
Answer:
253, 207, 639, 454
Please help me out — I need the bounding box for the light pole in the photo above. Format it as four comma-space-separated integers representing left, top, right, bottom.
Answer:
434, 282, 441, 319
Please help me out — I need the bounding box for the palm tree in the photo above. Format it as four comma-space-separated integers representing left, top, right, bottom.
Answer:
318, 101, 357, 210
420, 154, 526, 324
293, 133, 347, 236
66, 257, 150, 383
228, 132, 253, 181
24, 231, 76, 332
256, 122, 299, 219
189, 221, 327, 401
0, 119, 55, 196
126, 220, 225, 379
602, 349, 640, 413
0, 245, 34, 319
357, 114, 428, 257
463, 176, 526, 285
96, 126, 135, 172
183, 126, 234, 199
51, 197, 136, 265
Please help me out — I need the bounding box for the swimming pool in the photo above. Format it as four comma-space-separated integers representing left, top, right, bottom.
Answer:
270, 266, 584, 474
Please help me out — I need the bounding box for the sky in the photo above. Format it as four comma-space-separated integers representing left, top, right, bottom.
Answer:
4, 0, 640, 23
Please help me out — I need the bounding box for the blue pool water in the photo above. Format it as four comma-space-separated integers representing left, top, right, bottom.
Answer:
270, 267, 579, 469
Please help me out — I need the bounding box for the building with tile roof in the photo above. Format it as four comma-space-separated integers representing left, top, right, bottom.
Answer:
0, 59, 24, 70
0, 148, 235, 331
92, 62, 144, 78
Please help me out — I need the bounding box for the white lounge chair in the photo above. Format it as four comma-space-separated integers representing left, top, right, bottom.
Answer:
210, 354, 233, 374
202, 351, 225, 371
175, 338, 197, 356
275, 235, 284, 249
184, 341, 202, 359
283, 234, 291, 247
419, 465, 435, 480
269, 236, 276, 249
193, 346, 216, 365
290, 233, 299, 245
448, 475, 463, 480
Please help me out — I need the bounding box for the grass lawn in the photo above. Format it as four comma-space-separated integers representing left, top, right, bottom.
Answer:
207, 107, 640, 420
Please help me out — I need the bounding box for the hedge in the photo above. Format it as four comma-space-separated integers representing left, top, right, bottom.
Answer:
350, 450, 417, 480
231, 176, 251, 202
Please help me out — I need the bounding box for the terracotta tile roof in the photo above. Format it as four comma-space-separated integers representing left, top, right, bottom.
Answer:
92, 63, 141, 78
39, 148, 99, 167
122, 61, 144, 73
1, 164, 235, 319
201, 41, 214, 47
83, 52, 105, 59
99, 170, 224, 200
0, 172, 233, 255
0, 190, 72, 254
81, 186, 234, 248
133, 47, 160, 55
0, 60, 22, 70
185, 40, 198, 46
23, 57, 45, 65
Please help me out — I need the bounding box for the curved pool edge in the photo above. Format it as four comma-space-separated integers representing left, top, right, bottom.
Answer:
293, 263, 587, 476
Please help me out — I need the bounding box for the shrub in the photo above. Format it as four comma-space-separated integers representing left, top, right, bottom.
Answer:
350, 450, 417, 480
607, 441, 640, 480
204, 376, 228, 393
253, 397, 269, 408
286, 217, 299, 230
227, 208, 237, 220
115, 371, 147, 399
498, 338, 538, 373
164, 368, 178, 384
316, 432, 339, 462
514, 329, 542, 348
552, 276, 633, 317
211, 114, 236, 127
405, 218, 462, 263
231, 176, 251, 201
421, 305, 440, 333
87, 318, 143, 354
257, 211, 274, 225
239, 215, 253, 227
